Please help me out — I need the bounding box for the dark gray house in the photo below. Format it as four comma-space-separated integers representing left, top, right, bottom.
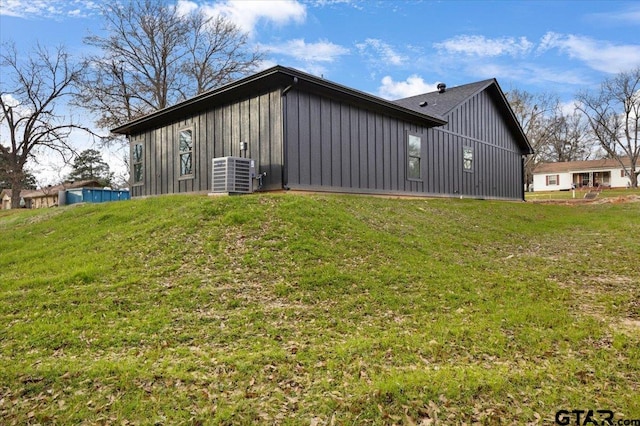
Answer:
112, 65, 532, 200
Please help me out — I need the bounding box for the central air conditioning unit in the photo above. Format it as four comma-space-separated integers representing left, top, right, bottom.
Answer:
211, 156, 256, 194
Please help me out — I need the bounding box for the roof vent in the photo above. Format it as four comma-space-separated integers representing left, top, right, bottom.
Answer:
419, 101, 428, 107
437, 83, 446, 93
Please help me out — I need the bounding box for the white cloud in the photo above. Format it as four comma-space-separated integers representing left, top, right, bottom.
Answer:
356, 38, 407, 66
377, 75, 439, 100
558, 100, 580, 117
0, 0, 98, 18
587, 5, 640, 25
309, 0, 361, 7
0, 93, 32, 117
471, 62, 588, 87
263, 39, 349, 63
256, 59, 279, 71
537, 31, 640, 74
434, 35, 534, 57
203, 0, 306, 36
175, 0, 199, 17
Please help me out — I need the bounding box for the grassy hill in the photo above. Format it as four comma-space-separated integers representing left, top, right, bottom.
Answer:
1, 194, 639, 425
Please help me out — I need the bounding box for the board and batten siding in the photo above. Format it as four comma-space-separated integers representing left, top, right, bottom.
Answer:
426, 129, 522, 199
284, 90, 432, 195
284, 88, 524, 200
426, 89, 525, 200
130, 89, 283, 197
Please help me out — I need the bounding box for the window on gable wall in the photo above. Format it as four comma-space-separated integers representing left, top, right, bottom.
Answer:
133, 142, 143, 184
463, 146, 473, 171
179, 128, 193, 176
407, 133, 422, 180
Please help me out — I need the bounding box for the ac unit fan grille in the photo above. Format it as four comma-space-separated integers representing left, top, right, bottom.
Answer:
211, 157, 254, 194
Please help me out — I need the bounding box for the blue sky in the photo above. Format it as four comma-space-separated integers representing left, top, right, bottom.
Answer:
2, 0, 640, 183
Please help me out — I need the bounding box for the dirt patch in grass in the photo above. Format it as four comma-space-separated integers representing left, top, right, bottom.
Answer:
619, 318, 640, 332
529, 194, 640, 205
592, 194, 640, 204
553, 273, 640, 332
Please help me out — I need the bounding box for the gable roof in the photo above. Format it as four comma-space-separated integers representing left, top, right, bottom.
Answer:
22, 180, 102, 199
393, 79, 533, 155
2, 188, 36, 199
111, 65, 446, 136
534, 157, 632, 174
393, 80, 493, 117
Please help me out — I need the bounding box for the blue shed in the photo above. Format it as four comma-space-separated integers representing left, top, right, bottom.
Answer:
63, 188, 130, 205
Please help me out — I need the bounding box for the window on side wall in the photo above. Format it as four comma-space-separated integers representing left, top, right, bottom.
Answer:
463, 146, 473, 172
133, 142, 143, 184
546, 174, 558, 186
179, 128, 193, 177
407, 133, 422, 180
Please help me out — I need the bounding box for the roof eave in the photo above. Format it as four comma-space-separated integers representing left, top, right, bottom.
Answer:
489, 80, 534, 155
111, 65, 447, 136
111, 66, 291, 135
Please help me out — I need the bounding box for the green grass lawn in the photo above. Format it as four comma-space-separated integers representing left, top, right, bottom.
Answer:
1, 194, 639, 425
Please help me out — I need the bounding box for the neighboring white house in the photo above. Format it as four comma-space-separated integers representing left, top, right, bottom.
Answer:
533, 157, 633, 192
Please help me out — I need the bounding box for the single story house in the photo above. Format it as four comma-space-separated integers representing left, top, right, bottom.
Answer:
1, 189, 21, 209
20, 180, 102, 209
112, 65, 533, 201
532, 157, 633, 192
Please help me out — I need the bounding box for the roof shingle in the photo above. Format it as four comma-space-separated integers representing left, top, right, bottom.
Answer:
392, 80, 495, 116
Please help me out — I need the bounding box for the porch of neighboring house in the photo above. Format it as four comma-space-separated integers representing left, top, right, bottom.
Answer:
572, 171, 611, 188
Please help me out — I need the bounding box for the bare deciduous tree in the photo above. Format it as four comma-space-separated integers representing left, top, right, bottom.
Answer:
576, 68, 640, 187
541, 109, 594, 163
78, 0, 263, 132
0, 43, 90, 208
506, 89, 559, 190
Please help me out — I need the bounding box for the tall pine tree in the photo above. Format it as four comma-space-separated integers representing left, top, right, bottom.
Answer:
66, 149, 113, 187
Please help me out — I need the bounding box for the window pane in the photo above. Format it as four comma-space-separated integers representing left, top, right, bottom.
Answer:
408, 157, 420, 179
463, 147, 473, 160
408, 135, 421, 157
179, 130, 192, 152
180, 153, 192, 175
463, 147, 473, 170
134, 163, 143, 182
133, 144, 142, 162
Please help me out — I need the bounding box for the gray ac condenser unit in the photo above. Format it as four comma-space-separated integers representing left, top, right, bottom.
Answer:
211, 157, 255, 194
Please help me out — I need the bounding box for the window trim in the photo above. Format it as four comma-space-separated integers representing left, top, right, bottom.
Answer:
132, 141, 144, 186
463, 146, 474, 172
546, 174, 559, 186
178, 126, 195, 179
406, 131, 423, 181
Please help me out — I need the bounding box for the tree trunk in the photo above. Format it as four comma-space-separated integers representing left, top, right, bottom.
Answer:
10, 179, 23, 209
